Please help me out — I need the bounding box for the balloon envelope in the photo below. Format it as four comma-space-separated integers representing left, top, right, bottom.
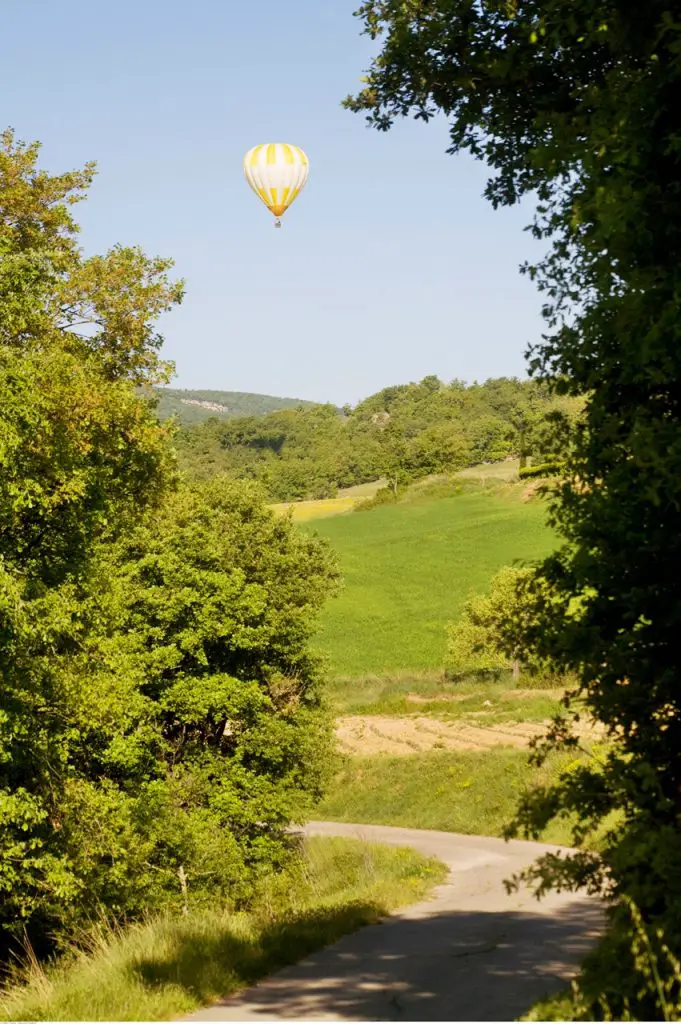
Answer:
243, 143, 309, 221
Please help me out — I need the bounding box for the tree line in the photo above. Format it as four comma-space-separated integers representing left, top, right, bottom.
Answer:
173, 374, 583, 501
345, 0, 681, 1017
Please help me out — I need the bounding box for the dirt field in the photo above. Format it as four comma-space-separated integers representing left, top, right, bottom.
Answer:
335, 713, 603, 756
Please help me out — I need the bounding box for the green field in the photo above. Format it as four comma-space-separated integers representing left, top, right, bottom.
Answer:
316, 749, 580, 846
326, 674, 565, 716
308, 489, 557, 678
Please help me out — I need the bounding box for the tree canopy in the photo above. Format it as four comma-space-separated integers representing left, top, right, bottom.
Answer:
345, 2, 681, 1016
0, 130, 338, 953
175, 375, 581, 501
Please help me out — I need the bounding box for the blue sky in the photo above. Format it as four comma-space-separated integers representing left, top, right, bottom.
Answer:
2, 0, 544, 405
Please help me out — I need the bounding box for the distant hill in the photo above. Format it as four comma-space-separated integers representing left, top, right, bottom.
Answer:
173, 375, 584, 503
151, 388, 318, 425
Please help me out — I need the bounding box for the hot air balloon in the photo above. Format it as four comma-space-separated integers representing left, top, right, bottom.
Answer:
243, 143, 309, 227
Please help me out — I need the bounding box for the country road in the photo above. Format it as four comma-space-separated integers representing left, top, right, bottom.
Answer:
185, 821, 604, 1022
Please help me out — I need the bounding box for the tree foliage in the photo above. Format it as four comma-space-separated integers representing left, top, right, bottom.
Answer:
0, 130, 338, 953
345, 1, 681, 1015
176, 375, 581, 501
447, 566, 545, 680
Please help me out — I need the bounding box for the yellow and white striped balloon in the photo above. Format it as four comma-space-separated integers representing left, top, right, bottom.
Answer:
243, 143, 309, 225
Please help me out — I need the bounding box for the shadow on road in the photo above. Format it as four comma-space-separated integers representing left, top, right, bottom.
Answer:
173, 898, 602, 1021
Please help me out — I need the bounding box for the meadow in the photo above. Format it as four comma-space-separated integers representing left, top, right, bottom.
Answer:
306, 485, 557, 678
316, 748, 581, 846
271, 479, 387, 522
316, 673, 607, 850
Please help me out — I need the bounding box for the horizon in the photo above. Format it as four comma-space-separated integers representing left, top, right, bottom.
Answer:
155, 370, 533, 408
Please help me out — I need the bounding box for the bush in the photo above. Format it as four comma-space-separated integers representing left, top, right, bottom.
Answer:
354, 486, 397, 512
518, 461, 564, 480
0, 478, 340, 949
446, 566, 533, 679
446, 566, 562, 683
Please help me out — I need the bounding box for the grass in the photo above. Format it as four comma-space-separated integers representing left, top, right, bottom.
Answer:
307, 488, 556, 677
270, 480, 387, 523
338, 479, 388, 499
455, 459, 521, 482
326, 672, 566, 718
271, 496, 358, 521
316, 748, 589, 847
521, 989, 578, 1020
0, 836, 445, 1022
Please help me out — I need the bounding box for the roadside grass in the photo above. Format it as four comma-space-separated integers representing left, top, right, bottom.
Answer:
307, 489, 556, 677
316, 749, 601, 847
326, 672, 566, 720
0, 837, 445, 1023
521, 989, 578, 1020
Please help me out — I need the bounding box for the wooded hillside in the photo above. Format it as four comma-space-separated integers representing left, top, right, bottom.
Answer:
152, 387, 318, 424
173, 375, 582, 501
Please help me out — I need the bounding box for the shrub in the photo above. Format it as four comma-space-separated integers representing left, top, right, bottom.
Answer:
354, 486, 397, 512
446, 566, 561, 683
518, 461, 564, 480
0, 478, 340, 949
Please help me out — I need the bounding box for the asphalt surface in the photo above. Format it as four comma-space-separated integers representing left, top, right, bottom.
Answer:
185, 820, 603, 1022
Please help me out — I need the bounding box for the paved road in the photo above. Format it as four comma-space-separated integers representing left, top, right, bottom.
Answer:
186, 821, 603, 1022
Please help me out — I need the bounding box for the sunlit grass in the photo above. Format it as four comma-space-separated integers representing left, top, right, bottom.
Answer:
269, 480, 387, 522
271, 496, 357, 521
308, 489, 556, 677
0, 837, 445, 1023
316, 749, 585, 847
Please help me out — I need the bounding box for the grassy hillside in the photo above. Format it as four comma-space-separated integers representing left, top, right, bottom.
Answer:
152, 388, 317, 425
316, 748, 578, 845
307, 486, 556, 678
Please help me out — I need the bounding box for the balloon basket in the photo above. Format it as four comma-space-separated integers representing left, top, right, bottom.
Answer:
274, 220, 282, 229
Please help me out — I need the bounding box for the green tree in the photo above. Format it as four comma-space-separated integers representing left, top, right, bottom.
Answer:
80, 479, 337, 914
0, 478, 339, 945
346, 3, 681, 1015
447, 566, 556, 682
1, 129, 184, 949
0, 129, 182, 583
1, 131, 338, 952
447, 567, 534, 681
377, 419, 411, 496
